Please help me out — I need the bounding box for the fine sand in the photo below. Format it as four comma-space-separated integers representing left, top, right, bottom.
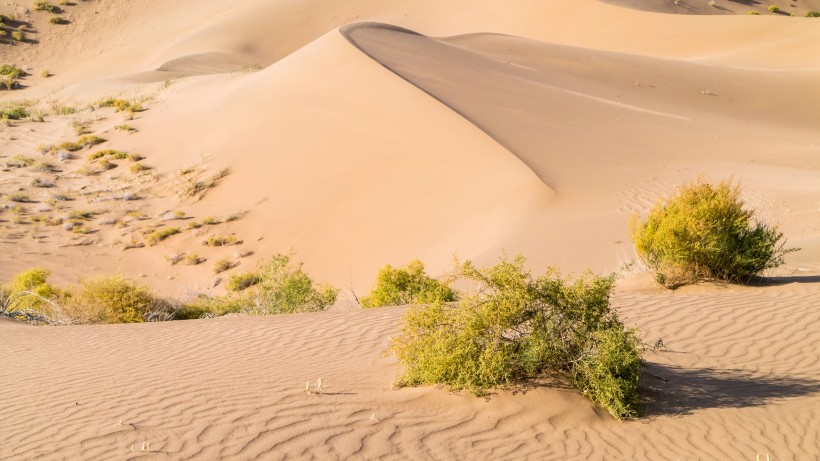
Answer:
2, 0, 819, 459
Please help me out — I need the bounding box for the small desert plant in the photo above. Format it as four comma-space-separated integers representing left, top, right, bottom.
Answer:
32, 161, 56, 172
361, 260, 457, 308
31, 178, 55, 188
165, 253, 184, 265
203, 235, 239, 247
806, 10, 820, 17
748, 10, 761, 14
10, 30, 24, 42
213, 258, 234, 274
184, 253, 204, 265
0, 104, 29, 119
201, 216, 220, 225
6, 154, 35, 168
115, 124, 136, 133
391, 255, 641, 419
146, 227, 181, 245
238, 252, 338, 314
34, 1, 57, 13
40, 70, 51, 78
48, 16, 68, 24
768, 5, 779, 12
8, 192, 31, 203
0, 64, 25, 79
227, 272, 262, 292
630, 178, 797, 288
129, 163, 151, 174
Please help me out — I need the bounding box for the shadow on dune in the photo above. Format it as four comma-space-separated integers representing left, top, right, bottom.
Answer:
747, 275, 820, 286
641, 363, 820, 416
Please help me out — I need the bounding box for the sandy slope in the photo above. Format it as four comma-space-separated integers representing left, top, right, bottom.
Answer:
1, 276, 818, 459
2, 0, 820, 459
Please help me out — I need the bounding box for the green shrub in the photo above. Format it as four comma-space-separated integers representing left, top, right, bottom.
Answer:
34, 1, 57, 13
243, 253, 338, 314
391, 255, 641, 419
0, 104, 28, 119
6, 154, 35, 168
213, 258, 234, 274
69, 276, 161, 323
10, 30, 24, 42
48, 16, 68, 24
146, 227, 181, 245
748, 10, 761, 14
2, 267, 61, 312
630, 179, 797, 288
203, 235, 238, 246
361, 260, 457, 307
768, 5, 779, 12
227, 272, 262, 292
129, 162, 151, 174
806, 10, 820, 17
0, 64, 25, 79
175, 295, 243, 319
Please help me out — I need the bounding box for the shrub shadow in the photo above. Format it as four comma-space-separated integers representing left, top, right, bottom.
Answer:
747, 275, 820, 286
641, 363, 820, 417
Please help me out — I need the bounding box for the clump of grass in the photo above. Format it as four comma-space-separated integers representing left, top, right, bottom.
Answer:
203, 235, 239, 247
391, 255, 641, 419
0, 104, 29, 119
213, 258, 235, 274
32, 161, 56, 172
10, 30, 24, 42
1, 267, 62, 313
98, 159, 116, 171
97, 98, 144, 115
185, 253, 204, 265
8, 192, 32, 203
89, 149, 128, 160
66, 210, 92, 220
767, 5, 779, 12
227, 272, 261, 292
187, 221, 202, 230
34, 1, 57, 13
806, 10, 820, 17
748, 10, 761, 14
129, 163, 151, 174
55, 135, 106, 152
115, 124, 136, 133
48, 16, 69, 24
127, 153, 144, 162
201, 216, 220, 225
146, 227, 181, 246
180, 168, 231, 201
165, 253, 184, 265
40, 70, 51, 78
361, 260, 457, 308
630, 178, 798, 288
6, 154, 35, 168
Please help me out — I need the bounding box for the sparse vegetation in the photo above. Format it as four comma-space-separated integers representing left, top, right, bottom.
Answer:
630, 178, 797, 288
34, 1, 57, 13
768, 5, 779, 13
0, 103, 29, 119
361, 260, 457, 308
129, 162, 151, 174
6, 154, 35, 168
8, 192, 32, 203
806, 10, 820, 17
67, 276, 169, 324
184, 253, 204, 265
146, 227, 181, 246
49, 16, 69, 24
391, 255, 641, 419
115, 124, 136, 133
748, 10, 761, 15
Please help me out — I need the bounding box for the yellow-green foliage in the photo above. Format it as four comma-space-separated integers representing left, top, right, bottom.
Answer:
213, 258, 234, 274
391, 255, 641, 419
241, 253, 338, 314
69, 276, 159, 324
0, 64, 25, 79
227, 272, 262, 292
34, 1, 56, 13
146, 227, 181, 245
2, 268, 61, 312
0, 104, 29, 119
129, 162, 151, 174
98, 98, 144, 113
361, 260, 457, 308
630, 179, 796, 288
175, 295, 243, 320
6, 154, 35, 168
203, 235, 238, 247
807, 10, 820, 17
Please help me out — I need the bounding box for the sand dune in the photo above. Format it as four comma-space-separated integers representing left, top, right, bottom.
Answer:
2, 0, 820, 459
2, 277, 818, 459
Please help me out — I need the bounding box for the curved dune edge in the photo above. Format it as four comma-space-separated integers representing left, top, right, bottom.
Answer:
1, 278, 818, 459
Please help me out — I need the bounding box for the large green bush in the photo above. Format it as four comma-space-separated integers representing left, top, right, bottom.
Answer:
69, 276, 165, 323
361, 260, 457, 308
391, 255, 642, 419
630, 179, 796, 288
1, 268, 62, 317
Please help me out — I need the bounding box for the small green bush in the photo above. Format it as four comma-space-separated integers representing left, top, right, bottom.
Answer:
213, 258, 234, 274
34, 1, 57, 13
391, 255, 641, 419
227, 272, 261, 291
203, 235, 239, 246
768, 5, 779, 12
630, 179, 797, 288
48, 16, 68, 24
361, 260, 457, 307
0, 64, 25, 79
748, 10, 761, 14
6, 154, 35, 168
806, 10, 820, 17
146, 227, 181, 245
243, 253, 338, 314
0, 104, 28, 119
129, 162, 151, 174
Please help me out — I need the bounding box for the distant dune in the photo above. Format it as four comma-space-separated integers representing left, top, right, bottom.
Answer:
1, 0, 819, 459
